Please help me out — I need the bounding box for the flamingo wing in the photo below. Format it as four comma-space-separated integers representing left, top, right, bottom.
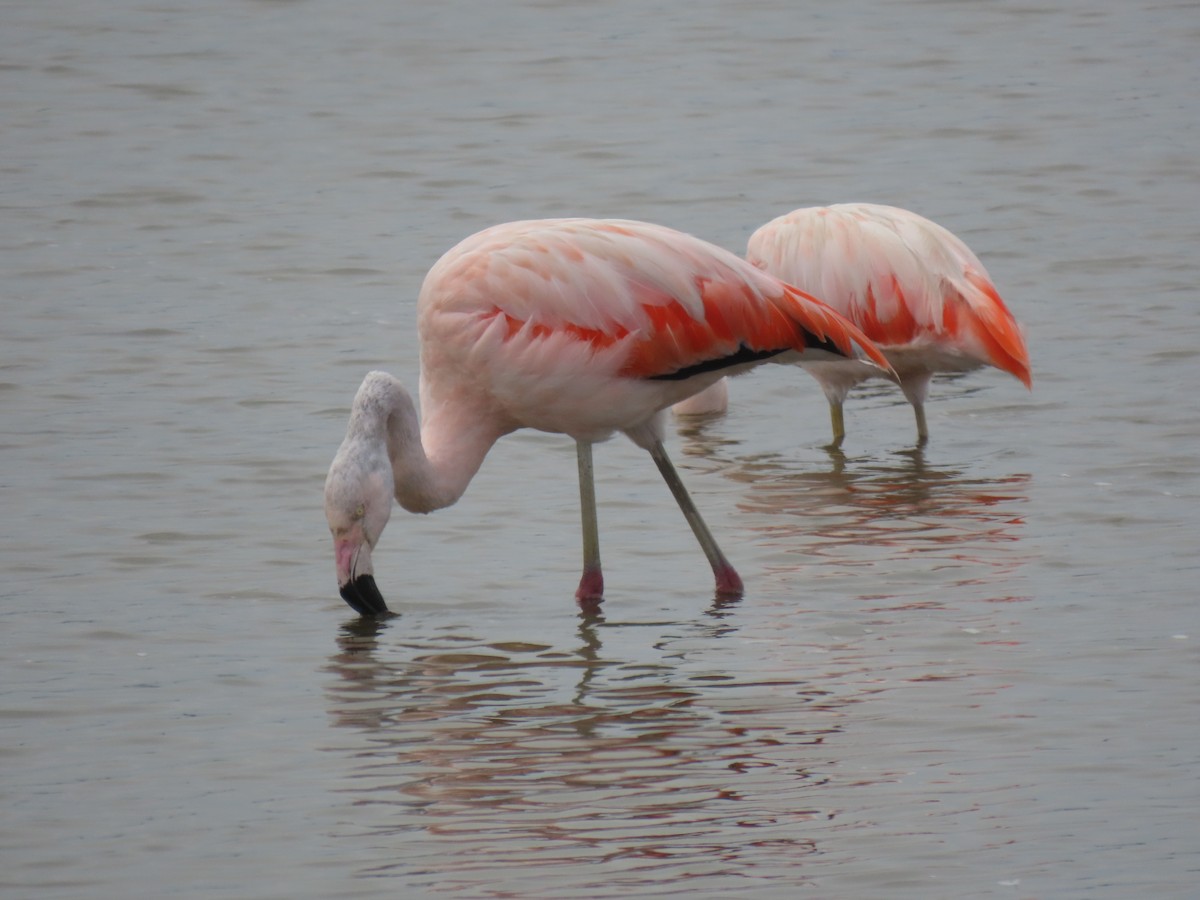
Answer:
423, 218, 891, 384
748, 204, 1030, 386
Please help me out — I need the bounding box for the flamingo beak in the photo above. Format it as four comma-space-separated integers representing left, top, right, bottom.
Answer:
340, 574, 389, 617
334, 538, 390, 617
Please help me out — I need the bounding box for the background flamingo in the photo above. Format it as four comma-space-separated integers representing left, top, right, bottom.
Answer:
675, 203, 1031, 444
324, 217, 892, 616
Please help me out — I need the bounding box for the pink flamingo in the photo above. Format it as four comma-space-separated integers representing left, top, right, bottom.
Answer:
675, 203, 1031, 444
324, 218, 892, 616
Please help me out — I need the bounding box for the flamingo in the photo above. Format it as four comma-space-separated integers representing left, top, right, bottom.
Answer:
674, 204, 1031, 444
324, 217, 892, 616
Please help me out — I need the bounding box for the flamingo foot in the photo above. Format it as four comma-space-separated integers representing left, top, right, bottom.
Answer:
575, 566, 605, 604
714, 563, 744, 598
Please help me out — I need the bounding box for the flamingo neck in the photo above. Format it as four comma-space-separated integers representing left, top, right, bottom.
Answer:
351, 373, 499, 514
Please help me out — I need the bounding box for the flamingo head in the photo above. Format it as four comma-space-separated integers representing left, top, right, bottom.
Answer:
323, 442, 393, 617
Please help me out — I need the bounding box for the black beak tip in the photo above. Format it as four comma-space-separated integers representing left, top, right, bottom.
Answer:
339, 574, 390, 618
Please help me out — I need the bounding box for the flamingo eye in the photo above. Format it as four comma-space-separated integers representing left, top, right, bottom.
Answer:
353, 504, 365, 520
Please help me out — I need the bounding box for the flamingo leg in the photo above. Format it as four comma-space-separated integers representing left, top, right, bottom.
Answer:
912, 402, 929, 444
828, 400, 846, 447
647, 440, 744, 597
900, 373, 933, 444
575, 441, 604, 602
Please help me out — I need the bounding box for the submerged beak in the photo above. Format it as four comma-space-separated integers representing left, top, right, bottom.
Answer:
339, 574, 389, 617
334, 537, 390, 617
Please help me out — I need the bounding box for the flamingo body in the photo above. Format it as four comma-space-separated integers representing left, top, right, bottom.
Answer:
419, 218, 888, 441
678, 204, 1031, 442
324, 218, 891, 615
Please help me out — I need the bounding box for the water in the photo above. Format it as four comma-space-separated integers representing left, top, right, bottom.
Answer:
3, 1, 1198, 897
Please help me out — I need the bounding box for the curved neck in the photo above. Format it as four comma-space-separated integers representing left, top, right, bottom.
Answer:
354, 373, 499, 514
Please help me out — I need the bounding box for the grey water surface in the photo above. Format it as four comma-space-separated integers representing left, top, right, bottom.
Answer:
3, 1, 1198, 897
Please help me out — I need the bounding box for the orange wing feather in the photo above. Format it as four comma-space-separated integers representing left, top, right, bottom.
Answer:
748, 204, 1030, 387
437, 218, 891, 383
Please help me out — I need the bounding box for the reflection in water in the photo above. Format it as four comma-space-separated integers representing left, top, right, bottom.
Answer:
677, 413, 1033, 607
323, 605, 858, 895
321, 410, 1035, 895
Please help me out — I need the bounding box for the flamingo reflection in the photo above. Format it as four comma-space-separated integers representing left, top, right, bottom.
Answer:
675, 414, 1032, 606
322, 607, 858, 889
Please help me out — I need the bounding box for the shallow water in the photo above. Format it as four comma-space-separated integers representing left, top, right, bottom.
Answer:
3, 1, 1199, 897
